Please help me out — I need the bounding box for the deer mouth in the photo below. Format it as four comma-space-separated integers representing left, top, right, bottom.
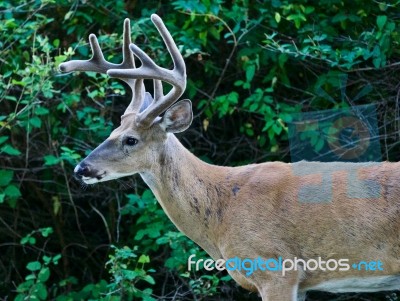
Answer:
79, 172, 106, 184
74, 163, 107, 184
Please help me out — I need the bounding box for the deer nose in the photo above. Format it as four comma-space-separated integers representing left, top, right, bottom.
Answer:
74, 162, 92, 178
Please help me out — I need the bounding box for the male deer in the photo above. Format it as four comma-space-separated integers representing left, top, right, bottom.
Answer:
60, 15, 400, 301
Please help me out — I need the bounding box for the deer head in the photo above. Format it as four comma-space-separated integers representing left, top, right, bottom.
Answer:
59, 15, 193, 184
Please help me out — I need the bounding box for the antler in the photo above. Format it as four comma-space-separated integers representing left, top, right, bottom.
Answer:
59, 19, 135, 73
59, 14, 187, 129
108, 14, 186, 128
59, 19, 146, 113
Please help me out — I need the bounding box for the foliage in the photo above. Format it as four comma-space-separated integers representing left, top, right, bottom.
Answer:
105, 245, 156, 300
0, 0, 399, 300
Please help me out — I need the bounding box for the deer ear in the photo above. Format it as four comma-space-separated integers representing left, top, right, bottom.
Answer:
161, 99, 193, 133
139, 92, 153, 113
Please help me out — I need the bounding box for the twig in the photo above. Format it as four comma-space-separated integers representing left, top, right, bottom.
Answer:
90, 201, 112, 243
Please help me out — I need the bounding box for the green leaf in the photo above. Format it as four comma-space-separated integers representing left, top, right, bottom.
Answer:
53, 39, 60, 48
0, 170, 14, 186
373, 57, 382, 68
20, 236, 29, 245
278, 54, 288, 68
5, 185, 21, 198
275, 12, 281, 23
25, 274, 36, 281
27, 261, 42, 272
209, 26, 220, 40
35, 282, 48, 300
88, 90, 99, 99
64, 11, 73, 21
234, 80, 244, 87
29, 116, 42, 128
1, 144, 21, 156
294, 18, 301, 29
0, 136, 9, 145
286, 14, 296, 21
12, 79, 27, 87
249, 103, 259, 112
378, 2, 388, 11
39, 227, 53, 237
38, 267, 50, 282
227, 91, 239, 104
315, 138, 324, 152
138, 254, 150, 264
55, 54, 67, 67
245, 64, 256, 82
52, 254, 62, 265
43, 155, 60, 166
377, 15, 387, 31
272, 123, 283, 135
35, 107, 49, 115
60, 146, 72, 152
42, 256, 52, 265
142, 274, 155, 285
304, 6, 315, 14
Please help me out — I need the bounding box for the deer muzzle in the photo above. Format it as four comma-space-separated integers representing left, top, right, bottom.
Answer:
74, 161, 106, 184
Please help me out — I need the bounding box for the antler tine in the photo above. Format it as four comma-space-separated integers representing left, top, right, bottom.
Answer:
107, 14, 187, 128
59, 18, 135, 74
153, 79, 164, 100
151, 14, 185, 75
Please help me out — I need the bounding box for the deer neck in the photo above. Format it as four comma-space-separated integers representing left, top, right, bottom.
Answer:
139, 134, 227, 258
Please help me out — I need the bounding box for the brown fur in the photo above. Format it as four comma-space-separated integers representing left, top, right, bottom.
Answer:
81, 123, 400, 300
62, 14, 400, 301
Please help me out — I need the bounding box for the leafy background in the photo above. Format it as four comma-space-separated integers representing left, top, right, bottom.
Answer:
0, 0, 399, 300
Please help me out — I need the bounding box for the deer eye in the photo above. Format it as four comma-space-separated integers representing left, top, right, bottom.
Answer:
124, 137, 138, 146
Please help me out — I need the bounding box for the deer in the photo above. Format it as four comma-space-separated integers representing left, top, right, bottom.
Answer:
59, 14, 400, 301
